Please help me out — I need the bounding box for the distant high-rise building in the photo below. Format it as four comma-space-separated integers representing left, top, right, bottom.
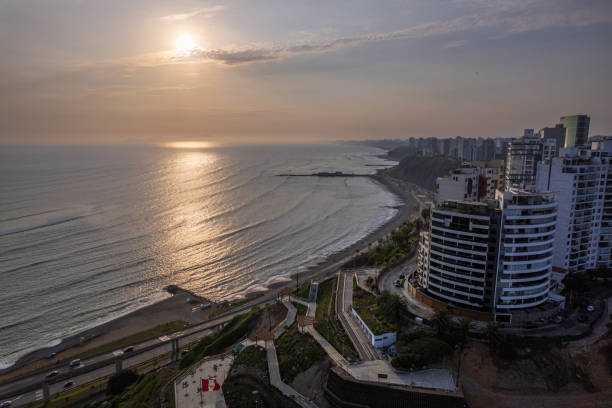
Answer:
435, 163, 503, 204
523, 129, 536, 138
542, 138, 557, 161
539, 124, 565, 156
505, 136, 542, 191
483, 139, 496, 161
561, 114, 590, 148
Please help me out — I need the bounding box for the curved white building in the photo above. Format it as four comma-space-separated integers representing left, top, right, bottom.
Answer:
495, 191, 557, 311
426, 201, 497, 309
416, 189, 559, 324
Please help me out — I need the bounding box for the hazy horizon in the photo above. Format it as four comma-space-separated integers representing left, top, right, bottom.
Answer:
1, 0, 611, 145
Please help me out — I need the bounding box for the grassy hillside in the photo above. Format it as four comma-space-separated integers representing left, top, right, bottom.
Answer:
387, 155, 461, 191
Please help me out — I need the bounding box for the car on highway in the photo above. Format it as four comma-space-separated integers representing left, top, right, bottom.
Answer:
69, 359, 81, 368
63, 381, 73, 389
0, 400, 12, 407
47, 352, 57, 359
123, 346, 134, 353
586, 305, 595, 312
46, 370, 59, 378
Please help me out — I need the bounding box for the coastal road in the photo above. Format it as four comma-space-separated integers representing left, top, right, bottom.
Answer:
2, 325, 220, 407
378, 253, 417, 297
0, 313, 240, 405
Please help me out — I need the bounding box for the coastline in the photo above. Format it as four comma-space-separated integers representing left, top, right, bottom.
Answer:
1, 165, 416, 378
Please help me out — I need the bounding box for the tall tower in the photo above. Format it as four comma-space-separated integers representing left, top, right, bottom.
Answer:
561, 114, 590, 148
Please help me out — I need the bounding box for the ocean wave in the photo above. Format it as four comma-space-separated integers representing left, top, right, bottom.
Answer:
0, 215, 84, 237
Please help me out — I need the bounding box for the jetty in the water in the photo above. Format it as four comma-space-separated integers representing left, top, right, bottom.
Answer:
276, 171, 370, 177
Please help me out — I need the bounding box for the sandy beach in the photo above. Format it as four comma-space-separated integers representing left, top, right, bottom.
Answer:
0, 169, 418, 382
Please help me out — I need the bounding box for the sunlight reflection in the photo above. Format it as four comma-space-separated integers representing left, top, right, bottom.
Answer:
162, 141, 215, 149
153, 149, 231, 297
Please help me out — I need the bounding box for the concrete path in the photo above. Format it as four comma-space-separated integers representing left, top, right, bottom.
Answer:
174, 355, 234, 408
304, 326, 348, 369
336, 271, 378, 360
262, 299, 318, 408
273, 300, 297, 339
265, 341, 317, 408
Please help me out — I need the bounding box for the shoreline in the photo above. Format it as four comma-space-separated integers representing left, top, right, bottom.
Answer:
1, 166, 416, 378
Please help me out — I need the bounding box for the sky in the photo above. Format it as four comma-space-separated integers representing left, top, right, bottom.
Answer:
0, 0, 611, 144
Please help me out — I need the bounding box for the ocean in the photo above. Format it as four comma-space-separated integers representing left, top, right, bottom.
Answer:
0, 142, 398, 369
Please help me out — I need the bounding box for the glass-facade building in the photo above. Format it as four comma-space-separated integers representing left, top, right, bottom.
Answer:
561, 115, 590, 148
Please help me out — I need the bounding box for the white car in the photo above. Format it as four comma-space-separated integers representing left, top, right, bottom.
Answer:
1, 401, 12, 408
586, 305, 595, 312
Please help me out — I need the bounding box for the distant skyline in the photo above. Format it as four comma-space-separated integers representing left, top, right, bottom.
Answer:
1, 0, 611, 144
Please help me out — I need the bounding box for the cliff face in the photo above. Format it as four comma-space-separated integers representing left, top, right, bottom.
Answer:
387, 155, 460, 192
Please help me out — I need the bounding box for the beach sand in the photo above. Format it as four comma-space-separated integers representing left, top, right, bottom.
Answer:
0, 171, 419, 382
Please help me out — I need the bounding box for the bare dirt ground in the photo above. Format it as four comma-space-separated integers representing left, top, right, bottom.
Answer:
290, 356, 333, 408
251, 302, 287, 334
461, 333, 612, 408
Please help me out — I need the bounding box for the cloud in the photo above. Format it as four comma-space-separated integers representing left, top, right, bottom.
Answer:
111, 1, 612, 67
160, 6, 224, 22
445, 40, 468, 48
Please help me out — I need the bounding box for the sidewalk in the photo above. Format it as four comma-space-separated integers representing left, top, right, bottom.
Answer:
265, 341, 317, 408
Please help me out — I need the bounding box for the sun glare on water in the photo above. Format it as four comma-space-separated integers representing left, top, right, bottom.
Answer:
163, 141, 214, 149
176, 35, 197, 54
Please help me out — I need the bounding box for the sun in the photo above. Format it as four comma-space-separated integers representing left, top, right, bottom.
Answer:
176, 35, 197, 54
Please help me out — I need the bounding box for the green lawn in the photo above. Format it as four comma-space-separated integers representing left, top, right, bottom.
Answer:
293, 302, 308, 316
353, 280, 396, 335
294, 281, 311, 299
71, 320, 187, 360
180, 307, 262, 369
232, 345, 268, 373
313, 278, 359, 361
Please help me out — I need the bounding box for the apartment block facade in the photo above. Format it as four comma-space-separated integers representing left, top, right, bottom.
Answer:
416, 190, 559, 323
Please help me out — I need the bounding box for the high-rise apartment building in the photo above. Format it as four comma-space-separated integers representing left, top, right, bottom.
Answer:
539, 124, 565, 156
416, 190, 559, 324
435, 163, 503, 204
505, 136, 542, 191
561, 114, 590, 148
536, 138, 612, 273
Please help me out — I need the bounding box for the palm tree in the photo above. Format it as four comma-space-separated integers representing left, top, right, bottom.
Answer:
457, 317, 472, 346
432, 308, 451, 337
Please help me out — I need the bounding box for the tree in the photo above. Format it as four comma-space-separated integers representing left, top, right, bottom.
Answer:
421, 207, 430, 221
107, 369, 139, 395
431, 308, 451, 337
457, 317, 472, 346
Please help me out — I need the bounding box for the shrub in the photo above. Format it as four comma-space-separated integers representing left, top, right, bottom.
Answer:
392, 337, 452, 369
107, 369, 139, 395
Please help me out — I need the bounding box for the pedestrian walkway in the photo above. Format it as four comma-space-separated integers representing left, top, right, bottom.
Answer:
256, 297, 318, 408
265, 341, 317, 408
337, 271, 378, 360
304, 326, 349, 369
273, 300, 296, 339
174, 355, 234, 408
